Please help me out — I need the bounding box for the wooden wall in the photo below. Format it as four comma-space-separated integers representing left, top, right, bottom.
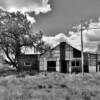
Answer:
18, 55, 39, 71
39, 42, 77, 72
40, 45, 60, 72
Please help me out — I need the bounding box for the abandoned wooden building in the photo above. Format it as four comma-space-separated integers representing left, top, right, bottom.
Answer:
18, 42, 100, 73
40, 42, 100, 73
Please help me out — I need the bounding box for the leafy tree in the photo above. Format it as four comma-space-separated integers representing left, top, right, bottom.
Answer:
0, 9, 50, 69
35, 31, 51, 53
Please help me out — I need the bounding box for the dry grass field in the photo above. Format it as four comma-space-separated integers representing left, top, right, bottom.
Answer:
0, 72, 100, 100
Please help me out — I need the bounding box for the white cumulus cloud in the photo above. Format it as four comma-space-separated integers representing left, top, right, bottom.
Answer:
43, 33, 69, 47
43, 18, 100, 53
68, 19, 100, 53
0, 0, 52, 23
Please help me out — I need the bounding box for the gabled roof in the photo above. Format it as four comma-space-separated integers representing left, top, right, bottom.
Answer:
40, 42, 81, 56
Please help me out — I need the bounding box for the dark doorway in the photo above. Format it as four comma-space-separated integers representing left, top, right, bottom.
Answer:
84, 62, 89, 72
47, 61, 56, 72
97, 62, 100, 72
84, 60, 89, 73
32, 60, 39, 72
61, 60, 68, 73
84, 53, 89, 73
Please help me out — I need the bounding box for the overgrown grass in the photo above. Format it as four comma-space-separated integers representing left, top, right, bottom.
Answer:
0, 72, 99, 100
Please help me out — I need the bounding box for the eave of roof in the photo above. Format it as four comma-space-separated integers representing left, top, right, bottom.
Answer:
40, 42, 81, 56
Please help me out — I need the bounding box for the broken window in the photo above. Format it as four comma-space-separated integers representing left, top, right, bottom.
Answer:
71, 60, 80, 66
73, 48, 81, 58
71, 60, 81, 73
72, 61, 75, 66
24, 62, 32, 66
76, 61, 80, 66
98, 62, 100, 65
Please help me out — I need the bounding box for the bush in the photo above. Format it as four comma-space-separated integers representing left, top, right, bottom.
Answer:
82, 90, 91, 100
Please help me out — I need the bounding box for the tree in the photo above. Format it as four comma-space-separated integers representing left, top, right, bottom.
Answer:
35, 31, 51, 53
0, 9, 50, 69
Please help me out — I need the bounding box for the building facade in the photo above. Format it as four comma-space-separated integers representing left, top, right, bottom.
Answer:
40, 42, 100, 73
18, 42, 100, 73
40, 42, 85, 73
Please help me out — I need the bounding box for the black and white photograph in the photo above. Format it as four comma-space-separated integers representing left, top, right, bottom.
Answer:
0, 0, 100, 100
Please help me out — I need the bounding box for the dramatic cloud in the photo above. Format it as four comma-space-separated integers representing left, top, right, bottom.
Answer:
0, 0, 52, 23
67, 19, 100, 53
43, 18, 100, 53
43, 33, 69, 47
68, 30, 98, 52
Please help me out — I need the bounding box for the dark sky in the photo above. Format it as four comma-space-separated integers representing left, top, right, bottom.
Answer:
32, 0, 100, 35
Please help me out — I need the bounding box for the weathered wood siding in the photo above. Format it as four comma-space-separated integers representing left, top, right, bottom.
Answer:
18, 55, 39, 71
40, 42, 75, 72
39, 42, 100, 73
88, 53, 100, 72
65, 44, 73, 60
17, 42, 100, 73
40, 45, 60, 72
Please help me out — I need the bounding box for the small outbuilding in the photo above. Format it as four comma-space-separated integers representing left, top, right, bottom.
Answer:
18, 54, 39, 72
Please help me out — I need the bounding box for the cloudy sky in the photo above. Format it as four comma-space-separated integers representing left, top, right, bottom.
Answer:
1, 0, 100, 34
1, 0, 100, 52
33, 0, 100, 35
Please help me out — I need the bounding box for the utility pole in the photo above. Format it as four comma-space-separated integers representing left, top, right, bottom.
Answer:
81, 20, 84, 76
